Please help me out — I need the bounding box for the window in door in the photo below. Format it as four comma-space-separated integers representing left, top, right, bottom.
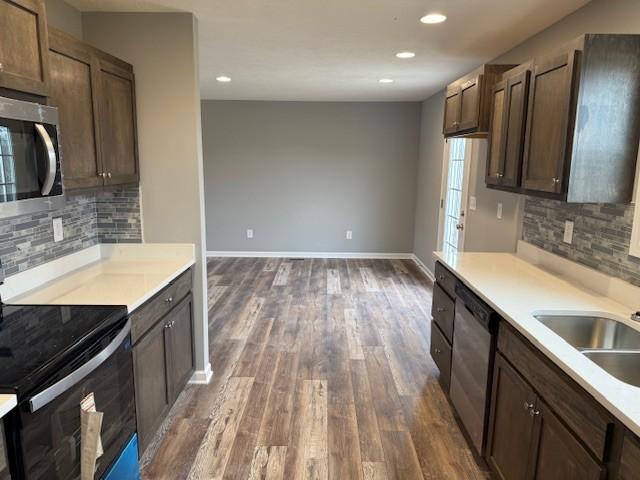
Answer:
441, 138, 469, 253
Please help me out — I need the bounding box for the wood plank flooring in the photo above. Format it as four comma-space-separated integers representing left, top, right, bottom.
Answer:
141, 258, 489, 480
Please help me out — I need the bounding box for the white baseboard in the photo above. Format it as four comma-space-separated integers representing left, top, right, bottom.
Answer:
411, 254, 435, 281
207, 251, 414, 259
189, 363, 213, 384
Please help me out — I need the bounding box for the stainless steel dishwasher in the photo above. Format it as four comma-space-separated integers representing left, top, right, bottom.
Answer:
449, 282, 498, 457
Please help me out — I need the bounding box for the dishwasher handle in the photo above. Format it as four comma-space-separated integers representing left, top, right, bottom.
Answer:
455, 283, 497, 333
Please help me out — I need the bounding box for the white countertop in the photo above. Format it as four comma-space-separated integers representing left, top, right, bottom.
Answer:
434, 248, 640, 437
4, 243, 195, 312
0, 395, 16, 418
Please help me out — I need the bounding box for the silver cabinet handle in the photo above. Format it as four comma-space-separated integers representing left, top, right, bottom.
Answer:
0, 63, 4, 72
436, 307, 445, 313
434, 348, 441, 354
107, 172, 112, 178
523, 401, 534, 411
29, 319, 131, 412
529, 408, 540, 417
165, 296, 174, 303
438, 275, 445, 281
552, 177, 560, 184
35, 124, 57, 196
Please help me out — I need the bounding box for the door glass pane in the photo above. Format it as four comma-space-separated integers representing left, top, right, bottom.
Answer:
443, 138, 467, 252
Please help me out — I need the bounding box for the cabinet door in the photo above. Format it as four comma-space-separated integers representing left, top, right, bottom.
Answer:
166, 294, 195, 402
443, 87, 461, 135
96, 58, 139, 186
48, 30, 104, 189
486, 79, 507, 186
521, 51, 578, 194
458, 75, 482, 132
529, 400, 604, 480
501, 70, 530, 188
619, 432, 640, 480
487, 354, 537, 480
133, 318, 170, 454
0, 0, 50, 96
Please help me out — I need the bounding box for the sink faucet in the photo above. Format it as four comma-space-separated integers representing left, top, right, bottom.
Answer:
631, 311, 640, 322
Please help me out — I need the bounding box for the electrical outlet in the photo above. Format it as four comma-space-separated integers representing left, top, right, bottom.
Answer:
564, 220, 574, 244
469, 196, 477, 211
246, 229, 253, 239
53, 217, 63, 242
497, 203, 503, 220
346, 230, 353, 240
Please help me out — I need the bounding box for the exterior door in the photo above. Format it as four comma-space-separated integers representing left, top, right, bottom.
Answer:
438, 137, 471, 253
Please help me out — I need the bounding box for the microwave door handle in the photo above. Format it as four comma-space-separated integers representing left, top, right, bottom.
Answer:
34, 123, 57, 196
28, 319, 131, 413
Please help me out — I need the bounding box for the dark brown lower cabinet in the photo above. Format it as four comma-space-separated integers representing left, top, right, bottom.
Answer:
529, 400, 603, 480
133, 314, 170, 454
488, 352, 604, 480
132, 280, 194, 455
487, 354, 536, 480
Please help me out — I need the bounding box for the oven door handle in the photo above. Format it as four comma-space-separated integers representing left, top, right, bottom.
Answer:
35, 123, 57, 196
28, 319, 131, 413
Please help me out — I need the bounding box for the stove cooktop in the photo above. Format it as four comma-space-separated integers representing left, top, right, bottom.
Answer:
0, 303, 128, 400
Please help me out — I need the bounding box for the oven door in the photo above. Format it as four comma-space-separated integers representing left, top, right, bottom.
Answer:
0, 97, 64, 218
7, 319, 136, 480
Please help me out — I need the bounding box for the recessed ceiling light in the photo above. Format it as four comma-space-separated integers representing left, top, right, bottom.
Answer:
379, 78, 394, 84
216, 75, 232, 83
420, 13, 447, 24
396, 51, 416, 59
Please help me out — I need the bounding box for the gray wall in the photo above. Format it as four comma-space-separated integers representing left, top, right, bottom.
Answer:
414, 0, 640, 277
413, 93, 445, 271
202, 101, 421, 253
45, 0, 83, 38
83, 13, 211, 379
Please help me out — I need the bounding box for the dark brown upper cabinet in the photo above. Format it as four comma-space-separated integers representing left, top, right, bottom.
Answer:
0, 0, 50, 97
48, 29, 104, 190
486, 64, 531, 191
95, 54, 139, 186
47, 28, 139, 190
520, 34, 640, 203
443, 64, 516, 138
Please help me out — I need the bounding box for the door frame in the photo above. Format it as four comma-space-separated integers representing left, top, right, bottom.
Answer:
437, 137, 474, 252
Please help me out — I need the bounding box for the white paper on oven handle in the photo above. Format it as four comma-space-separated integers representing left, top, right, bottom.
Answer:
80, 393, 104, 480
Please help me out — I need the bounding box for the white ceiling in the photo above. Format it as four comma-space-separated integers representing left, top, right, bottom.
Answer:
66, 0, 590, 101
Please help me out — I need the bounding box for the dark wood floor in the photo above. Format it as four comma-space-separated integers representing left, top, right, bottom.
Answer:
141, 257, 488, 479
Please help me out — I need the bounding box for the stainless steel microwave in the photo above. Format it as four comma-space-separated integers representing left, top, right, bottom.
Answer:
0, 96, 65, 218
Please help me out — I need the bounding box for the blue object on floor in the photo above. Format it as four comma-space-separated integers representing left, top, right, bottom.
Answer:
102, 433, 140, 480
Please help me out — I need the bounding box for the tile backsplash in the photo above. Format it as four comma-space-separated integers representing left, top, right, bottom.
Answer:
0, 185, 142, 277
522, 197, 640, 286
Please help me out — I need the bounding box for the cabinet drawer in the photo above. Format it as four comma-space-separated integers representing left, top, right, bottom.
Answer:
498, 322, 613, 460
435, 261, 457, 299
430, 321, 452, 393
432, 283, 455, 343
131, 268, 193, 344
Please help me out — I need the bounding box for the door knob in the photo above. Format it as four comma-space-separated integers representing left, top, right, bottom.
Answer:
455, 223, 464, 231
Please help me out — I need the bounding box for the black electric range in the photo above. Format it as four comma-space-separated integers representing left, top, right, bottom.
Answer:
0, 303, 136, 480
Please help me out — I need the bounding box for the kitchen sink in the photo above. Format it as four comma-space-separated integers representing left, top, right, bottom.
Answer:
582, 351, 640, 388
534, 313, 640, 351
533, 312, 640, 388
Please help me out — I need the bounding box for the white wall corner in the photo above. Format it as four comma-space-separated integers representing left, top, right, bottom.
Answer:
189, 362, 213, 384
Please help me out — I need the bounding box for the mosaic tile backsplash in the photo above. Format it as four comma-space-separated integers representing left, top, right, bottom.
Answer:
0, 185, 142, 277
522, 197, 640, 286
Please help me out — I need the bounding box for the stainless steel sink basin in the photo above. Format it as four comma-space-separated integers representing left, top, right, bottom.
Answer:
582, 351, 640, 388
534, 314, 640, 351
533, 312, 640, 388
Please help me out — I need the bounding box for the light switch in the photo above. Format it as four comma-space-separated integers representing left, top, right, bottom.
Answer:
497, 203, 503, 220
247, 229, 254, 239
53, 217, 63, 242
564, 220, 574, 244
469, 196, 477, 211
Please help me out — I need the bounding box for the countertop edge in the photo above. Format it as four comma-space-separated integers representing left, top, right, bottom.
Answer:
433, 251, 640, 438
126, 259, 195, 313
0, 394, 17, 419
